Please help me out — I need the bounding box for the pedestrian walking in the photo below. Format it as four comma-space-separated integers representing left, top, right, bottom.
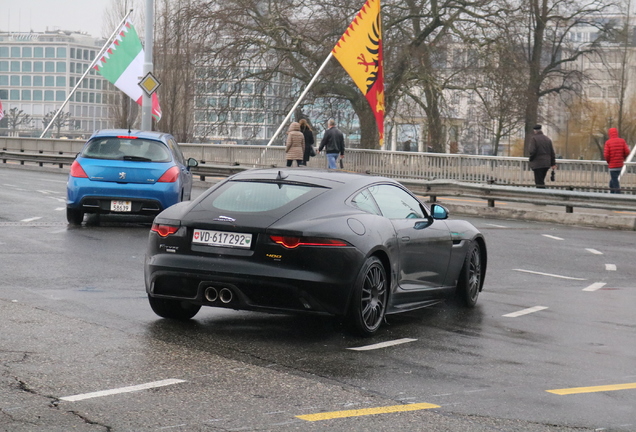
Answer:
603, 127, 630, 193
318, 118, 345, 169
285, 122, 305, 167
299, 118, 315, 166
528, 124, 556, 188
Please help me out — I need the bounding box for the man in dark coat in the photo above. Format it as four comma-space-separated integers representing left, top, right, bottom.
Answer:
318, 118, 345, 169
528, 124, 556, 188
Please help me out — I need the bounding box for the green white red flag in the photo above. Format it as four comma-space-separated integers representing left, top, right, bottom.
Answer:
93, 20, 162, 121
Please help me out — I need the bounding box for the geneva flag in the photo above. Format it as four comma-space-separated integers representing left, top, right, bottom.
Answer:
332, 0, 384, 146
93, 20, 162, 121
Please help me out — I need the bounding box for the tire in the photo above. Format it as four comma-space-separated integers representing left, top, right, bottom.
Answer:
347, 256, 388, 337
148, 295, 201, 320
454, 242, 483, 307
66, 208, 84, 225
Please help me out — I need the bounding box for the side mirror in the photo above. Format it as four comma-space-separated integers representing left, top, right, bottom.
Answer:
431, 204, 448, 220
187, 158, 198, 168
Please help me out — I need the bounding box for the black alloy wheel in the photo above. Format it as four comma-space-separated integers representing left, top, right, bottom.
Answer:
148, 295, 201, 320
66, 208, 84, 225
455, 242, 482, 307
348, 256, 388, 337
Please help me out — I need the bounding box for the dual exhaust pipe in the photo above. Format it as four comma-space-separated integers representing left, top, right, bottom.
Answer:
204, 286, 233, 304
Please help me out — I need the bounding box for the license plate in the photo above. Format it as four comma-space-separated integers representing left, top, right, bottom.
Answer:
110, 200, 132, 212
192, 229, 252, 248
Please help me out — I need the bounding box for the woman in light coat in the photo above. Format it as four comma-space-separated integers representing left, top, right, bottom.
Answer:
285, 122, 305, 167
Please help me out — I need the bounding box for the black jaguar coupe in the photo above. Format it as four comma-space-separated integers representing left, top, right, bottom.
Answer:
145, 169, 487, 336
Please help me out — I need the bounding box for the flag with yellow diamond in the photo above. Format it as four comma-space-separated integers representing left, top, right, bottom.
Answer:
332, 0, 384, 146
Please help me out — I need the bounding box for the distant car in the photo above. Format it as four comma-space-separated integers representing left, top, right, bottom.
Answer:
144, 169, 487, 336
66, 129, 198, 225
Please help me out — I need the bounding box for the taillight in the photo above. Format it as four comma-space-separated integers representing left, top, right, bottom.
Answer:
70, 160, 88, 178
158, 166, 180, 183
151, 223, 179, 237
269, 236, 348, 249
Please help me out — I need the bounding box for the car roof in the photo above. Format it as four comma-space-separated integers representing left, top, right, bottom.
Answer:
229, 168, 398, 190
89, 129, 174, 142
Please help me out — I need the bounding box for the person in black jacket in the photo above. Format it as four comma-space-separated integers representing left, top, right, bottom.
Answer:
528, 124, 556, 188
318, 118, 345, 169
299, 118, 315, 166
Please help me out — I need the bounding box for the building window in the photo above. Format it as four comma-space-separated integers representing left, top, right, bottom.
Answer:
11, 47, 21, 57
70, 62, 75, 73
96, 93, 101, 103
22, 47, 33, 58
89, 93, 94, 103
22, 61, 32, 72
0, 61, 7, 72
10, 89, 19, 100
10, 75, 20, 86
10, 61, 20, 72
0, 47, 8, 57
45, 76, 55, 86
33, 61, 43, 72
96, 80, 101, 90
33, 90, 43, 101
89, 78, 95, 89
21, 90, 31, 101
57, 47, 66, 58
33, 76, 43, 86
44, 90, 54, 101
0, 75, 7, 85
83, 50, 89, 61
70, 48, 75, 58
34, 47, 44, 58
56, 76, 66, 87
45, 47, 55, 58
45, 61, 56, 72
22, 76, 32, 86
82, 92, 88, 102
56, 90, 65, 101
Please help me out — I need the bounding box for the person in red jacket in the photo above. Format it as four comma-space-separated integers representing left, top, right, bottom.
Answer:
603, 128, 631, 193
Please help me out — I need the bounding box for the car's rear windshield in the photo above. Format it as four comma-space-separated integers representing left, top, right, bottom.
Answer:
81, 137, 171, 162
202, 181, 317, 213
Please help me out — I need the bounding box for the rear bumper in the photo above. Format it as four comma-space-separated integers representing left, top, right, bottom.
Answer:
144, 251, 362, 317
67, 177, 180, 213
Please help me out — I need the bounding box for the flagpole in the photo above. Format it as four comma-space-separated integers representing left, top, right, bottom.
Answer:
141, 0, 154, 131
40, 9, 134, 139
266, 53, 333, 146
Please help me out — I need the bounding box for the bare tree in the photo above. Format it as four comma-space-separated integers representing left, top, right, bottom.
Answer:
42, 111, 74, 138
5, 108, 32, 135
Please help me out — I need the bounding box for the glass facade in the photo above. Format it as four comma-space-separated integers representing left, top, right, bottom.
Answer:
0, 31, 116, 137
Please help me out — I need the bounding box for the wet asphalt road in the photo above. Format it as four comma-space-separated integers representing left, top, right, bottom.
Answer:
1, 165, 635, 432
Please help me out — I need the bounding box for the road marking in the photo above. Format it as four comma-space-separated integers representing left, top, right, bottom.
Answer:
348, 338, 417, 351
583, 282, 606, 292
55, 207, 65, 211
486, 223, 508, 228
20, 217, 42, 222
605, 264, 617, 271
547, 382, 636, 395
59, 379, 185, 402
586, 248, 603, 255
513, 269, 586, 280
296, 402, 440, 421
503, 306, 548, 318
542, 234, 563, 240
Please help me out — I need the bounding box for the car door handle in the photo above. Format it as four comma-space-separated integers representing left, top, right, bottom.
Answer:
401, 236, 410, 242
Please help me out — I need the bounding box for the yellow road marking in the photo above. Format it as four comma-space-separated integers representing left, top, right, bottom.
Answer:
296, 402, 440, 422
547, 382, 636, 395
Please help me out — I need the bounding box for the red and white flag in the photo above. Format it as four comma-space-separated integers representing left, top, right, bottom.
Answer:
0, 98, 4, 121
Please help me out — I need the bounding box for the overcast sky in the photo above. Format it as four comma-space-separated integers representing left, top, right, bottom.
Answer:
2, 0, 116, 38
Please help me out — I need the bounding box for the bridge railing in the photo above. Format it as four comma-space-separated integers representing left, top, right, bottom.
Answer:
2, 136, 635, 192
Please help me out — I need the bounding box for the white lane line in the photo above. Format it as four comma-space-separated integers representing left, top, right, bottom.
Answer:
55, 207, 65, 211
586, 248, 603, 255
513, 269, 586, 280
583, 282, 606, 292
486, 223, 507, 228
347, 338, 418, 351
542, 234, 564, 240
20, 217, 42, 222
503, 306, 549, 318
606, 264, 617, 271
60, 378, 186, 402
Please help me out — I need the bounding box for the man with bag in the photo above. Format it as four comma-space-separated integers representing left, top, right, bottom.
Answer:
318, 118, 345, 169
528, 124, 556, 188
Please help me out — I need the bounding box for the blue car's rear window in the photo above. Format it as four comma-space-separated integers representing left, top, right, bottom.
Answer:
82, 137, 171, 162
204, 181, 315, 213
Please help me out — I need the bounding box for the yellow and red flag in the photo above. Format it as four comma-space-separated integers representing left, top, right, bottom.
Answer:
332, 0, 385, 146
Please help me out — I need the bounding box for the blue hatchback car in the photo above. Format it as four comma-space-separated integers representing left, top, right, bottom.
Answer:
66, 129, 198, 225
